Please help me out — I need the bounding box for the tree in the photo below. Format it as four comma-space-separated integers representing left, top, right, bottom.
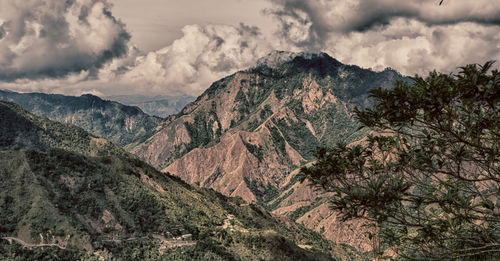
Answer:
301, 62, 500, 260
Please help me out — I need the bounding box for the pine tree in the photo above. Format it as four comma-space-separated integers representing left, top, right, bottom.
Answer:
302, 62, 500, 259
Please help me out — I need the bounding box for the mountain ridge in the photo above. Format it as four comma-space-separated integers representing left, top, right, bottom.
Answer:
0, 90, 162, 147
132, 51, 407, 195
106, 94, 195, 118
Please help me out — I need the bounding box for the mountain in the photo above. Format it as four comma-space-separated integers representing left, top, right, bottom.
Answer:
130, 51, 408, 249
0, 90, 162, 147
0, 101, 350, 260
107, 94, 195, 117
0, 100, 126, 157
132, 51, 406, 200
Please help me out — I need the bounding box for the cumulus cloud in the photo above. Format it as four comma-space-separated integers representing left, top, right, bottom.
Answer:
2, 0, 499, 97
103, 23, 274, 96
331, 19, 500, 75
1, 23, 279, 97
0, 0, 130, 81
266, 0, 500, 75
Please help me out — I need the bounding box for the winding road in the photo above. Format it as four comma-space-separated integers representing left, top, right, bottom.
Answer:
2, 237, 66, 249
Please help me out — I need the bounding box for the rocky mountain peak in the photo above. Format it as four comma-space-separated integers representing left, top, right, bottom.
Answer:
132, 51, 408, 196
255, 50, 333, 69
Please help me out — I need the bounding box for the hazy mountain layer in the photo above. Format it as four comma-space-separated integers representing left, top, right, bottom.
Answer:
107, 94, 195, 118
0, 90, 162, 147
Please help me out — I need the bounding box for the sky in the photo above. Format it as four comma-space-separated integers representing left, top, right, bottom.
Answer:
0, 0, 499, 98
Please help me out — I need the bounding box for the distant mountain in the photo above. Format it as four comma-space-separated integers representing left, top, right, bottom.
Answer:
0, 90, 162, 147
0, 101, 126, 157
130, 51, 408, 248
107, 94, 195, 117
0, 101, 343, 260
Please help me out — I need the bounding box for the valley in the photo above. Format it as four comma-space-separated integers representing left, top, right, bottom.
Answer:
0, 0, 497, 259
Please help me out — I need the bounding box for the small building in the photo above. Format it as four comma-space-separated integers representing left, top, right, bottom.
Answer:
181, 234, 192, 240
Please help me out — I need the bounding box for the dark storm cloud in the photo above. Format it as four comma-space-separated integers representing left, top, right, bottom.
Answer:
267, 0, 500, 48
262, 0, 500, 77
0, 0, 130, 81
264, 1, 326, 49
0, 24, 5, 39
350, 0, 500, 31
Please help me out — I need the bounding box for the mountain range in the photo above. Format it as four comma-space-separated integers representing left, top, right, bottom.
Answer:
0, 90, 162, 147
0, 51, 409, 257
106, 94, 195, 118
0, 100, 349, 260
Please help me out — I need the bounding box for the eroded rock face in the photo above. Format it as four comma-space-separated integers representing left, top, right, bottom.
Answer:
271, 175, 374, 252
163, 122, 304, 202
133, 52, 404, 194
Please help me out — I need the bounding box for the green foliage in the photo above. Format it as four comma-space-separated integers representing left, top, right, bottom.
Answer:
0, 102, 90, 153
244, 178, 280, 205
302, 62, 500, 260
287, 200, 323, 222
273, 117, 319, 160
0, 196, 19, 234
266, 188, 295, 211
242, 140, 264, 161
268, 126, 287, 156
0, 148, 334, 260
0, 240, 85, 261
260, 104, 273, 120
184, 111, 222, 151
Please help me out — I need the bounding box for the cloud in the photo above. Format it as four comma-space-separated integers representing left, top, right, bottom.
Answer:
266, 0, 500, 75
0, 0, 130, 81
267, 0, 500, 40
1, 23, 278, 97
330, 18, 500, 75
2, 0, 498, 98
103, 23, 274, 96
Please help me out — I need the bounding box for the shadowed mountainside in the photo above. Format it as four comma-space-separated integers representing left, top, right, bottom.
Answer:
106, 94, 195, 118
